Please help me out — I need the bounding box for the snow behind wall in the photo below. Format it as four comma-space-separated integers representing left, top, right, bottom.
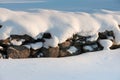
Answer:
0, 8, 120, 47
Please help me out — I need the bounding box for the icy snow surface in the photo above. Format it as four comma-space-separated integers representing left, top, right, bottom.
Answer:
0, 8, 120, 47
0, 49, 120, 80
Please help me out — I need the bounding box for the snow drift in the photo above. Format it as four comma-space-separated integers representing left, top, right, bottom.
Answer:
0, 8, 120, 47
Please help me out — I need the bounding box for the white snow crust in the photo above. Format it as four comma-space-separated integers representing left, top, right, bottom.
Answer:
0, 8, 120, 47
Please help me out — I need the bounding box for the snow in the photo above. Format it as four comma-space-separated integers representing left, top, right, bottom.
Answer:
0, 46, 3, 50
31, 42, 43, 50
67, 46, 77, 54
99, 39, 113, 50
0, 8, 120, 47
83, 45, 94, 51
43, 35, 59, 48
11, 39, 24, 46
0, 49, 120, 80
24, 42, 43, 50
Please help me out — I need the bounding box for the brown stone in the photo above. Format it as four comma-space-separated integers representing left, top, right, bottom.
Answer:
1, 38, 10, 45
59, 41, 71, 49
7, 46, 30, 59
48, 47, 59, 57
0, 53, 2, 58
41, 47, 59, 57
59, 50, 71, 57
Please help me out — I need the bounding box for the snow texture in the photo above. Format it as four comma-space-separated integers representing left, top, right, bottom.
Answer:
83, 45, 94, 51
24, 42, 43, 50
0, 49, 120, 80
0, 8, 120, 47
67, 46, 77, 54
31, 42, 43, 50
99, 39, 113, 50
11, 39, 24, 46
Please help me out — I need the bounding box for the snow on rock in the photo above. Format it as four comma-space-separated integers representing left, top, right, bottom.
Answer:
43, 35, 59, 48
83, 45, 94, 51
0, 8, 120, 48
99, 39, 113, 50
31, 42, 43, 50
11, 39, 25, 46
37, 53, 44, 58
23, 45, 31, 49
23, 42, 43, 50
0, 46, 3, 50
67, 46, 77, 54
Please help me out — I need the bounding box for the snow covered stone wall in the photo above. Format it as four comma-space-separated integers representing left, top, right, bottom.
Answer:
0, 8, 120, 59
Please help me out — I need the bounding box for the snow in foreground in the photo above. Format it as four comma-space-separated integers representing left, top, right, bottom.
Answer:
0, 49, 120, 80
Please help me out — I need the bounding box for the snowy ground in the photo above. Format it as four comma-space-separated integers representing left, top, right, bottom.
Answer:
0, 49, 120, 80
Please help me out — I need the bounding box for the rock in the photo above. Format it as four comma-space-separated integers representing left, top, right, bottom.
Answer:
0, 53, 2, 59
99, 32, 107, 39
110, 44, 120, 49
41, 47, 59, 57
0, 24, 2, 28
59, 40, 72, 50
29, 48, 40, 58
10, 34, 35, 45
98, 31, 114, 40
7, 46, 30, 59
42, 33, 52, 39
59, 50, 71, 57
0, 38, 10, 45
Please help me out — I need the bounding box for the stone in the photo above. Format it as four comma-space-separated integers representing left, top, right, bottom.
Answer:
48, 47, 59, 57
10, 34, 35, 45
59, 40, 72, 50
0, 53, 2, 58
7, 46, 30, 59
29, 48, 40, 58
98, 32, 107, 39
1, 38, 10, 45
0, 24, 2, 28
42, 33, 52, 39
41, 47, 59, 57
110, 44, 120, 49
59, 50, 71, 57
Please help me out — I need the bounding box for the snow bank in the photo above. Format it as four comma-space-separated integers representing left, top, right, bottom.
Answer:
0, 49, 120, 80
0, 8, 120, 47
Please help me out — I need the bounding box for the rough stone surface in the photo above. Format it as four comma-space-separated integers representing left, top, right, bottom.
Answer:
59, 50, 71, 57
0, 30, 119, 59
7, 46, 30, 59
59, 40, 72, 49
40, 47, 59, 57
